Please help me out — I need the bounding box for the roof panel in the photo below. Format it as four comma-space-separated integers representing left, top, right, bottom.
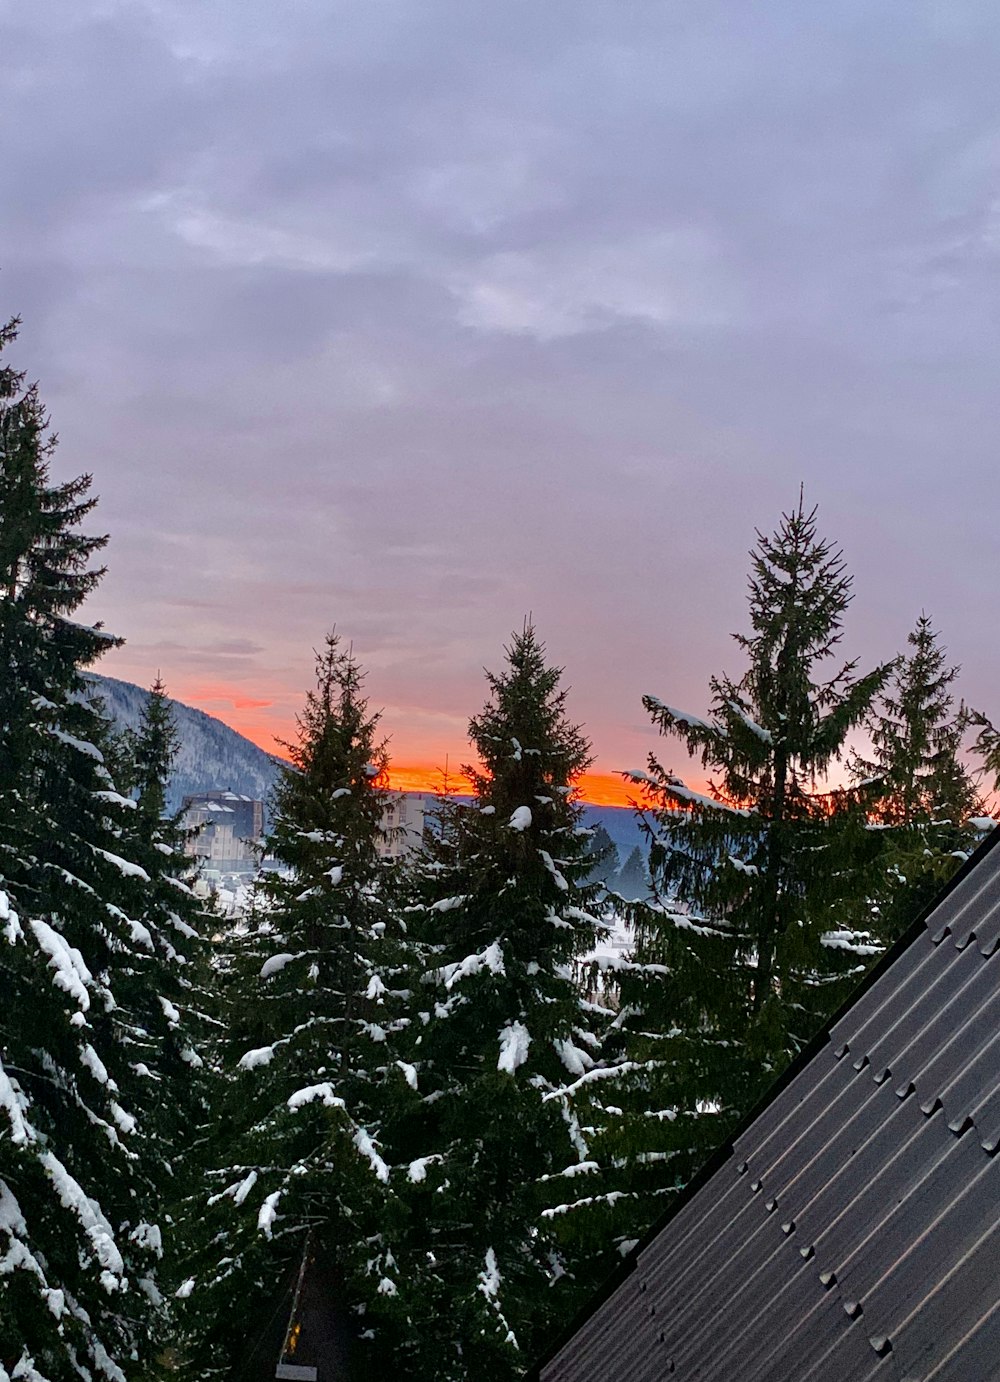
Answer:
732, 1048, 853, 1167
859, 935, 977, 1081
925, 847, 1000, 948
829, 927, 939, 1055
534, 831, 1000, 1382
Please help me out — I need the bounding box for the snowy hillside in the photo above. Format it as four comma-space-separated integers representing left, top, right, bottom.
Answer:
86, 674, 283, 815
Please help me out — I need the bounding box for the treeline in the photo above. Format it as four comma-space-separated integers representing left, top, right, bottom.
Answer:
2, 313, 997, 1381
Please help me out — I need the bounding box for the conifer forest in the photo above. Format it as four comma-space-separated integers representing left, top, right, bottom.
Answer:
2, 311, 997, 1380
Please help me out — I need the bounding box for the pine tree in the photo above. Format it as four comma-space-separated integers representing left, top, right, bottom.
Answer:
183, 634, 412, 1374
127, 674, 181, 832
0, 316, 203, 1379
852, 614, 985, 940
592, 498, 892, 1241
111, 675, 214, 1317
391, 624, 617, 1381
613, 845, 649, 902
582, 823, 618, 887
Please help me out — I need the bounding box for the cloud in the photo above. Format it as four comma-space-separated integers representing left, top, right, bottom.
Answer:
5, 0, 1000, 773
450, 230, 735, 338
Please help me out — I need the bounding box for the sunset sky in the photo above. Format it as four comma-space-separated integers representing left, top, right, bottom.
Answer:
5, 1, 1000, 807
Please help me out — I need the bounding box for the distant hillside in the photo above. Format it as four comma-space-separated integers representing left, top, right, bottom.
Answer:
86, 674, 283, 816
88, 675, 648, 862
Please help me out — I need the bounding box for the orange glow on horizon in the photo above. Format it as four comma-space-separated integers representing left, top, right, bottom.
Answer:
383, 766, 638, 805
170, 689, 652, 808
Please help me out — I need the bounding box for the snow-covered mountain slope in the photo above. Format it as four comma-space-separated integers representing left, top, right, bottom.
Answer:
86, 674, 283, 815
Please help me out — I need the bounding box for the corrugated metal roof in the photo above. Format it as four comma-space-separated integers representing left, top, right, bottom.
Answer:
535, 830, 1000, 1382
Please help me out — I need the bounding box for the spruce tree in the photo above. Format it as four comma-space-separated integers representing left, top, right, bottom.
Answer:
183, 634, 412, 1374
852, 614, 985, 940
613, 845, 649, 902
392, 624, 616, 1382
111, 675, 213, 1316
126, 674, 181, 832
581, 823, 618, 888
592, 498, 892, 1241
0, 315, 203, 1379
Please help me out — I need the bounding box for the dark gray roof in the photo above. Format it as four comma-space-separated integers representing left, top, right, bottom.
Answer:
535, 829, 1000, 1382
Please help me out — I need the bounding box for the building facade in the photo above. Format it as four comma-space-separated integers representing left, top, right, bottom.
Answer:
181, 790, 265, 875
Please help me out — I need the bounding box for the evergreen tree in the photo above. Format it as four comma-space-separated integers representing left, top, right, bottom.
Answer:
852, 614, 985, 940
183, 634, 412, 1374
111, 675, 214, 1319
581, 823, 618, 887
592, 498, 892, 1241
392, 624, 616, 1381
0, 315, 203, 1379
613, 845, 649, 902
127, 674, 181, 832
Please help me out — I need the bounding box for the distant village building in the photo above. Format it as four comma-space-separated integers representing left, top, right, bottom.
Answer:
181, 790, 264, 875
181, 789, 427, 876
378, 791, 429, 860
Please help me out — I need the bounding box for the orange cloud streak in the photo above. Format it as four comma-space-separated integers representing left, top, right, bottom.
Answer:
186, 683, 274, 711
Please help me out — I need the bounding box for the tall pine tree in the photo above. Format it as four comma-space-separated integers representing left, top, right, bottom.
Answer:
852, 614, 985, 940
0, 315, 203, 1379
391, 624, 617, 1381
183, 634, 412, 1375
592, 498, 892, 1241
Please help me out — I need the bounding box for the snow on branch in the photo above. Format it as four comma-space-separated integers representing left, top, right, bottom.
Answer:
257, 1190, 282, 1239
664, 781, 751, 816
260, 952, 298, 979
542, 1061, 654, 1102
497, 1021, 531, 1074
40, 1152, 124, 1286
726, 700, 772, 743
591, 955, 671, 977
537, 1161, 599, 1183
48, 728, 105, 762
287, 1084, 346, 1111
406, 1154, 442, 1183
237, 1015, 344, 1072
435, 941, 506, 990
539, 850, 569, 891
553, 1038, 595, 1076
541, 1190, 628, 1219
0, 1178, 46, 1287
820, 930, 882, 956
29, 920, 91, 1010
0, 891, 22, 945
642, 901, 734, 937
353, 1127, 390, 1183
644, 698, 721, 734
0, 1059, 33, 1147
238, 1046, 275, 1071
428, 895, 467, 913
92, 790, 136, 810
477, 1248, 519, 1350
91, 848, 150, 883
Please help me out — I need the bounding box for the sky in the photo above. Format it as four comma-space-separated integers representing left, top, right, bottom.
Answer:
4, 0, 1000, 805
